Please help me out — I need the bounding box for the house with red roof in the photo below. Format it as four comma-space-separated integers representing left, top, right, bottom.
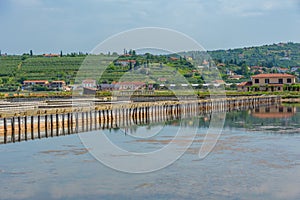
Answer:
115, 81, 145, 90
49, 80, 66, 90
115, 60, 136, 66
43, 54, 60, 57
237, 81, 252, 92
82, 79, 97, 88
23, 80, 49, 87
238, 73, 296, 92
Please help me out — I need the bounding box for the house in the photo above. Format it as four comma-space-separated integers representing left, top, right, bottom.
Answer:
214, 80, 226, 87
186, 56, 193, 61
202, 60, 209, 65
158, 77, 167, 82
291, 66, 300, 73
23, 80, 49, 89
115, 81, 145, 90
226, 70, 234, 76
237, 81, 252, 92
275, 67, 289, 73
49, 81, 66, 90
83, 87, 97, 95
217, 63, 226, 67
82, 79, 97, 88
228, 75, 244, 80
115, 60, 136, 66
43, 54, 60, 57
169, 57, 179, 61
251, 73, 296, 91
99, 84, 116, 91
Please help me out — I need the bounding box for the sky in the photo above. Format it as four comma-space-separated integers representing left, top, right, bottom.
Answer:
0, 0, 300, 54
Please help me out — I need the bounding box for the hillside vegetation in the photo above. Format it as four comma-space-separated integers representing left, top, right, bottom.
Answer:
0, 42, 299, 92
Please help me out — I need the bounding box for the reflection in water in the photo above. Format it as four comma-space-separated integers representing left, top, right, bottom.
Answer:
251, 105, 296, 119
225, 106, 300, 134
0, 105, 299, 200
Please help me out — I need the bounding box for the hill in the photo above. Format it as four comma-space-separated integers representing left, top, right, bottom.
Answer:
209, 42, 300, 68
0, 42, 299, 92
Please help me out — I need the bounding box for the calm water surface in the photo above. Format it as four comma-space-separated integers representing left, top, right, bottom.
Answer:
0, 106, 299, 200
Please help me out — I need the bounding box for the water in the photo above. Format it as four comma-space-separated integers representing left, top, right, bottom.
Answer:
0, 106, 299, 200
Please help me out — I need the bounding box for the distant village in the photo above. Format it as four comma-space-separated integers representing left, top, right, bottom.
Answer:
21, 72, 299, 95
18, 51, 300, 94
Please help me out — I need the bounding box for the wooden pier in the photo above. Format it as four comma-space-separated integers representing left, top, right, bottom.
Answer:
0, 96, 280, 144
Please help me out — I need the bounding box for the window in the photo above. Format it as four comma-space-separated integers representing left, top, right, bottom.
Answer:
265, 79, 269, 84
287, 78, 291, 83
255, 79, 259, 84
278, 78, 283, 84
265, 107, 270, 112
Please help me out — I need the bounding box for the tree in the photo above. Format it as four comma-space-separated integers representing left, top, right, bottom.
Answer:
241, 63, 249, 76
60, 50, 63, 57
134, 60, 140, 69
30, 50, 33, 56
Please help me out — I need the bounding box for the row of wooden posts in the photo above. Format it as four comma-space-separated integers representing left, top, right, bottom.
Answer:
0, 96, 280, 144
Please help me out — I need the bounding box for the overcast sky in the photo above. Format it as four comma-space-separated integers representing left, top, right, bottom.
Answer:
1, 0, 300, 54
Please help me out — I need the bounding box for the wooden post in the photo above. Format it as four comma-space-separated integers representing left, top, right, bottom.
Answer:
11, 117, 15, 143
45, 115, 48, 138
3, 118, 7, 144
98, 110, 101, 128
37, 115, 41, 139
24, 116, 28, 141
106, 110, 109, 129
85, 112, 88, 131
18, 116, 21, 142
94, 111, 97, 130
56, 114, 59, 136
50, 114, 53, 137
31, 116, 34, 140
75, 112, 79, 133
81, 112, 84, 132
67, 113, 71, 134
90, 111, 93, 131
62, 113, 65, 135
110, 110, 113, 128
70, 113, 73, 133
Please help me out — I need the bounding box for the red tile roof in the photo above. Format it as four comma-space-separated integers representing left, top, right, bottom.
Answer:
23, 80, 48, 83
51, 81, 65, 83
215, 80, 225, 84
251, 73, 295, 78
237, 82, 251, 87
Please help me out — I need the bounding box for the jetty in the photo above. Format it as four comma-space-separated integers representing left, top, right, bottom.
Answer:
0, 96, 280, 144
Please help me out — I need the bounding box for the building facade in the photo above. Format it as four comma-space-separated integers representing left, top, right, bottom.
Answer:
238, 73, 296, 92
251, 73, 296, 91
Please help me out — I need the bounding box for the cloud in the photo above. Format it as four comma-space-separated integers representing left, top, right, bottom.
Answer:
216, 0, 299, 17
